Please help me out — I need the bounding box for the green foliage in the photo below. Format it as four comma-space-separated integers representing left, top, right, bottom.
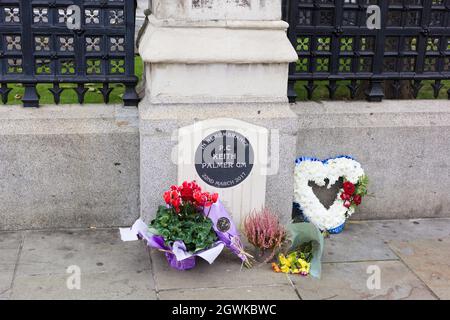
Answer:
294, 241, 313, 263
356, 175, 369, 196
294, 80, 450, 101
5, 56, 143, 105
150, 206, 218, 253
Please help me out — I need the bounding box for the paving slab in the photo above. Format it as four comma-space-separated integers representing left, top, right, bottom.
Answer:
10, 269, 156, 300
291, 261, 436, 300
16, 229, 151, 276
323, 221, 397, 263
0, 232, 22, 265
389, 237, 450, 300
158, 285, 300, 300
0, 293, 10, 300
323, 218, 450, 263
151, 250, 291, 291
366, 219, 450, 242
0, 232, 22, 297
0, 269, 14, 299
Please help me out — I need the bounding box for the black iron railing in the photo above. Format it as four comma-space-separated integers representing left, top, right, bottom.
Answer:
283, 0, 450, 102
0, 0, 139, 107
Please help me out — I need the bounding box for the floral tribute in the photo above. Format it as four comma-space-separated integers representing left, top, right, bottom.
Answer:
127, 181, 251, 270
294, 156, 368, 234
272, 223, 324, 278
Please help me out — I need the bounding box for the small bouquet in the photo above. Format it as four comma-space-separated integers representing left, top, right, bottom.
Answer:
127, 181, 252, 270
272, 223, 324, 278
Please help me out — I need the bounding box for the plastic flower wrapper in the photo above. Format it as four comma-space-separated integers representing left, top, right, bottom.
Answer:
272, 222, 324, 278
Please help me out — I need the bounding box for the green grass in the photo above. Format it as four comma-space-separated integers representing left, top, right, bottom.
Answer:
294, 79, 450, 101
6, 55, 447, 104
5, 55, 144, 105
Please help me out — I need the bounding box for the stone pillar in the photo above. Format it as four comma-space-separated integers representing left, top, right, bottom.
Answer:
139, 0, 298, 225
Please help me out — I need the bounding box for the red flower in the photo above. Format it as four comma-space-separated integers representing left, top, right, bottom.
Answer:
193, 191, 219, 207
204, 192, 219, 207
340, 192, 351, 201
163, 191, 171, 205
162, 188, 183, 212
179, 181, 201, 202
343, 200, 352, 208
343, 181, 355, 195
163, 180, 218, 212
353, 194, 362, 206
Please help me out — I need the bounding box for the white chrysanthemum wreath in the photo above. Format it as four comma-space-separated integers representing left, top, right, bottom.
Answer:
294, 156, 368, 234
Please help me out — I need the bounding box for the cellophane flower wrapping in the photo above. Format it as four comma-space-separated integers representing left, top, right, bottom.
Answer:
287, 222, 324, 278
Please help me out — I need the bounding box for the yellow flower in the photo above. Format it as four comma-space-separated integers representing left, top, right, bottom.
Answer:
280, 265, 290, 273
279, 254, 291, 268
291, 268, 301, 274
298, 258, 310, 275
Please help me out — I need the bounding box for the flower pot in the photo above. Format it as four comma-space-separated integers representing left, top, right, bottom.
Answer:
165, 252, 196, 271
252, 248, 278, 264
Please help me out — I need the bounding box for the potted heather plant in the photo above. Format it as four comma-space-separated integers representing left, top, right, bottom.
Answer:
243, 208, 287, 263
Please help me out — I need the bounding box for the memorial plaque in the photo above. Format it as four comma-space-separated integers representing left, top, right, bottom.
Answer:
177, 118, 268, 225
195, 130, 254, 189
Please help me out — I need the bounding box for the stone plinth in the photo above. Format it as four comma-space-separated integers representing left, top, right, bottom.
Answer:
139, 0, 297, 104
138, 0, 298, 224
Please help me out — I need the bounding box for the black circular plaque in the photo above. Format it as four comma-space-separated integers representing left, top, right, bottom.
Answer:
217, 217, 231, 233
195, 130, 254, 189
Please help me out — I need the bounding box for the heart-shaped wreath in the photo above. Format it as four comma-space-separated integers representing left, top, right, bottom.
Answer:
294, 156, 368, 234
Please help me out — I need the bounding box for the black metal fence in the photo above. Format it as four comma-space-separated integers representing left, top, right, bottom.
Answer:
283, 0, 450, 102
0, 0, 139, 107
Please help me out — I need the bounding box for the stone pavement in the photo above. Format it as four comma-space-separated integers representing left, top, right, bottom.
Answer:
1, 218, 449, 300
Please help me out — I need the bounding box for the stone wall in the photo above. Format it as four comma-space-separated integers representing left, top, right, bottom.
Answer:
1, 100, 449, 230
0, 105, 140, 230
292, 100, 450, 221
